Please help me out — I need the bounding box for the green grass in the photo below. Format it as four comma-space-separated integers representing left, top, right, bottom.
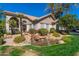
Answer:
10, 48, 25, 56
24, 35, 79, 56
0, 46, 10, 53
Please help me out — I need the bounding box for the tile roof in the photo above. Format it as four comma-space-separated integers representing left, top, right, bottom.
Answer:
4, 10, 57, 23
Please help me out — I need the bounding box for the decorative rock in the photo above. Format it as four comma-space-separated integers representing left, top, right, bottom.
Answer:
58, 40, 65, 44
74, 52, 79, 56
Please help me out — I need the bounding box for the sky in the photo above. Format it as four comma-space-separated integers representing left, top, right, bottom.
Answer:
0, 3, 79, 18
0, 3, 48, 17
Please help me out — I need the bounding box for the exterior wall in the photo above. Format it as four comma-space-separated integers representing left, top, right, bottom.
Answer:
34, 23, 41, 30
59, 26, 66, 30
5, 15, 33, 33
5, 15, 57, 33
6, 16, 12, 33
34, 23, 57, 31
40, 16, 55, 24
34, 16, 57, 31
6, 16, 20, 33
22, 18, 33, 31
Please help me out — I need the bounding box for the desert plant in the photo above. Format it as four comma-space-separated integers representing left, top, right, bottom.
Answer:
29, 28, 37, 34
38, 28, 48, 36
50, 28, 56, 33
14, 36, 25, 43
0, 37, 5, 45
53, 32, 60, 37
62, 36, 72, 43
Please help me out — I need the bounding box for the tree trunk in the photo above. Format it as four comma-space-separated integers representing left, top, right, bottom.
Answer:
11, 26, 14, 35
66, 27, 70, 34
20, 17, 23, 36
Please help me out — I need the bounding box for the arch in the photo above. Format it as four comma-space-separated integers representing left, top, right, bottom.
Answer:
8, 17, 20, 34
9, 17, 19, 28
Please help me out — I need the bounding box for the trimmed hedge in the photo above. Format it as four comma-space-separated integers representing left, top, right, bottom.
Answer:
29, 28, 37, 34
52, 32, 60, 37
38, 28, 48, 36
50, 28, 56, 33
14, 36, 25, 43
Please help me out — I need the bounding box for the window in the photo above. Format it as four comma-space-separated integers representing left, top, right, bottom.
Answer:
46, 24, 49, 29
32, 24, 35, 29
41, 23, 45, 28
29, 24, 32, 29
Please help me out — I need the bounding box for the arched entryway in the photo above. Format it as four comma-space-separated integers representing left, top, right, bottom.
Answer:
9, 17, 19, 34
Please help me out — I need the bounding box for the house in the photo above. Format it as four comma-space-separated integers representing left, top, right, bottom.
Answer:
4, 11, 58, 33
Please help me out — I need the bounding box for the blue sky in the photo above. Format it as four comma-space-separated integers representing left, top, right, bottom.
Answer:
0, 3, 79, 18
0, 3, 48, 17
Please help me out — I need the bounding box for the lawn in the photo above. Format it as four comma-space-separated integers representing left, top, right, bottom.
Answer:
24, 35, 79, 56
0, 35, 79, 56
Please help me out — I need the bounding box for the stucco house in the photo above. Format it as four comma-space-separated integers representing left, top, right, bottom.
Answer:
4, 11, 58, 33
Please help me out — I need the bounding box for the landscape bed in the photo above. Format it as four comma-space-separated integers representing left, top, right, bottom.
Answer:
0, 35, 79, 56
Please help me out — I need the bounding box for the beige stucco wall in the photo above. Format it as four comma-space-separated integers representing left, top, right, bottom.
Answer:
6, 15, 33, 33
40, 16, 55, 24
6, 16, 12, 33
34, 16, 57, 31
6, 15, 57, 33
22, 18, 32, 31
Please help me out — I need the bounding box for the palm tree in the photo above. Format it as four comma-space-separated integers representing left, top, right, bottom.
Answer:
48, 3, 78, 31
48, 3, 71, 18
17, 13, 24, 36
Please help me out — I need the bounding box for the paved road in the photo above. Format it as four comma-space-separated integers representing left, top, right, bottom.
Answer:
69, 32, 79, 35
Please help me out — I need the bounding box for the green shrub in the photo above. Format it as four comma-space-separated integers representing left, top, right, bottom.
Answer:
38, 28, 48, 36
6, 32, 11, 35
0, 46, 10, 52
0, 37, 5, 45
29, 28, 37, 34
53, 32, 60, 37
50, 28, 56, 33
0, 31, 4, 37
14, 30, 21, 34
62, 36, 72, 43
14, 36, 25, 43
10, 48, 25, 56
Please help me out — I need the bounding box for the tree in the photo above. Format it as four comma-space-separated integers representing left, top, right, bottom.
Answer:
9, 18, 17, 34
48, 4, 69, 18
75, 20, 79, 29
0, 10, 5, 37
59, 14, 77, 32
48, 3, 79, 31
17, 13, 24, 36
0, 20, 5, 37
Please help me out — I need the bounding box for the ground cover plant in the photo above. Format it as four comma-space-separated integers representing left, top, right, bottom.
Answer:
14, 36, 25, 43
38, 28, 48, 36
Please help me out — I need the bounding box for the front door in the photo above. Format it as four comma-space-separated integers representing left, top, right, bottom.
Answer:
22, 24, 27, 32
